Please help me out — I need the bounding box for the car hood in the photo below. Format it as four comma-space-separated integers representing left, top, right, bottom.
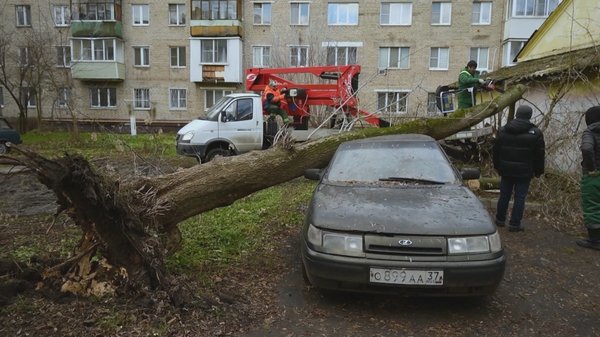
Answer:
177, 119, 216, 135
307, 183, 494, 236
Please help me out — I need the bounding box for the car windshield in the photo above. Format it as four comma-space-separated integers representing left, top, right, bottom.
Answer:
326, 140, 458, 184
203, 96, 233, 121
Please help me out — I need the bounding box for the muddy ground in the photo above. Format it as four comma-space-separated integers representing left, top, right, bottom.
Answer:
1, 160, 599, 337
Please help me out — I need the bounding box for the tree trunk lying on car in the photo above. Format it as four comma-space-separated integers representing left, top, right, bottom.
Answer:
7, 84, 526, 302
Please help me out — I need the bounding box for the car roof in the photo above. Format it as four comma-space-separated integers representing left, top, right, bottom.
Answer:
342, 134, 436, 145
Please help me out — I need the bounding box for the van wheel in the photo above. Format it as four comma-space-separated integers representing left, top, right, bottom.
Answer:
0, 142, 7, 154
205, 147, 230, 162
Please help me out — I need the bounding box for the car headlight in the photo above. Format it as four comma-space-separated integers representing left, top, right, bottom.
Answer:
306, 224, 364, 257
180, 131, 194, 142
448, 232, 502, 254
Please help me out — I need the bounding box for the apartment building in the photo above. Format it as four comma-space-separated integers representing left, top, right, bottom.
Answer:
0, 0, 561, 128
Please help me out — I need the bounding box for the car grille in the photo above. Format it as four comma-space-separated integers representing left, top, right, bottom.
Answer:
364, 235, 446, 256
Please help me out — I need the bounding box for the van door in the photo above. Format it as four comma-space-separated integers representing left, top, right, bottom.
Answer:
219, 98, 262, 153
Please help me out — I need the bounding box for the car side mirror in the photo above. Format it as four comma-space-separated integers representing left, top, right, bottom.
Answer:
220, 111, 227, 123
460, 167, 481, 180
304, 168, 323, 181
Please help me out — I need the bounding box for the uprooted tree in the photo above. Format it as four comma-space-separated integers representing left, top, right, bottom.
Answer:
2, 84, 526, 302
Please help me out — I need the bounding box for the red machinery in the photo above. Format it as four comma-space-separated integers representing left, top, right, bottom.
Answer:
245, 65, 389, 129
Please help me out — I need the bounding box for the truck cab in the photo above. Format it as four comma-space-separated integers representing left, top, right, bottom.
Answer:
176, 93, 266, 163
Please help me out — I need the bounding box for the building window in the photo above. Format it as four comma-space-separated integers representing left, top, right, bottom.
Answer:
16, 5, 31, 27
90, 87, 117, 108
72, 39, 116, 61
472, 2, 492, 25
170, 46, 186, 67
191, 0, 238, 20
379, 47, 410, 69
328, 3, 358, 25
427, 92, 438, 114
134, 46, 150, 67
17, 47, 29, 66
21, 87, 36, 108
290, 46, 308, 67
380, 2, 412, 25
73, 2, 115, 20
470, 47, 489, 71
169, 4, 186, 25
200, 40, 227, 63
290, 2, 309, 25
134, 88, 150, 109
132, 4, 149, 26
169, 88, 187, 109
429, 47, 449, 70
377, 91, 408, 114
205, 89, 233, 109
53, 5, 71, 27
252, 46, 271, 67
431, 2, 452, 25
503, 40, 526, 66
56, 46, 71, 67
513, 0, 559, 17
253, 2, 271, 25
326, 47, 357, 66
56, 88, 71, 108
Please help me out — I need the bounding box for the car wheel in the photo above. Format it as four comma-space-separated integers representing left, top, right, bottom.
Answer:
205, 147, 230, 162
0, 142, 7, 154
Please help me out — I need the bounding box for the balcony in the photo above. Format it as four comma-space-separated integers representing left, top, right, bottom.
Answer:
71, 62, 125, 81
189, 38, 242, 83
71, 21, 123, 38
190, 20, 242, 37
70, 0, 123, 38
190, 0, 243, 37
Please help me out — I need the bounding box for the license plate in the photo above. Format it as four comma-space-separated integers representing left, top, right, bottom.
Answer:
369, 268, 444, 286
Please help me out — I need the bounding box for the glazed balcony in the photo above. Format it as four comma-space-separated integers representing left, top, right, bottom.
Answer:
190, 0, 243, 37
70, 0, 123, 38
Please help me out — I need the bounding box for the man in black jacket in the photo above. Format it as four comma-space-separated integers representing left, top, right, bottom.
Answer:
577, 106, 600, 250
493, 105, 545, 232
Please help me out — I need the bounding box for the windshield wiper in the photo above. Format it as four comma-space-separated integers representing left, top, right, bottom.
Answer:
378, 177, 445, 185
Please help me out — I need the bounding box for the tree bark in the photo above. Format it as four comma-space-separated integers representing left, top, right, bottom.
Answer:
8, 84, 527, 297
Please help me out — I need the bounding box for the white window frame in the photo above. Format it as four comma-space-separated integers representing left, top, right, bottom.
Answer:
327, 3, 359, 26
56, 87, 71, 108
431, 2, 452, 25
380, 2, 412, 26
513, 0, 559, 17
18, 47, 29, 66
290, 2, 310, 26
503, 40, 526, 66
56, 46, 71, 68
472, 2, 492, 25
252, 45, 271, 67
132, 4, 150, 26
22, 87, 36, 108
290, 45, 309, 67
376, 90, 409, 114
326, 46, 357, 66
74, 3, 115, 20
169, 88, 187, 110
133, 46, 150, 67
16, 5, 31, 27
90, 87, 117, 108
170, 46, 186, 67
72, 39, 116, 61
134, 88, 151, 110
168, 4, 186, 25
429, 47, 449, 70
378, 47, 410, 70
205, 89, 233, 109
470, 47, 490, 71
253, 2, 272, 25
200, 39, 227, 64
53, 5, 71, 27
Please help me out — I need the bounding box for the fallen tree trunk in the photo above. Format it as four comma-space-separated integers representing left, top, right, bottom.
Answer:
6, 84, 527, 298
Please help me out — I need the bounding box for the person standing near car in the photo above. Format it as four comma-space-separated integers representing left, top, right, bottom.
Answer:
493, 105, 545, 232
577, 106, 600, 250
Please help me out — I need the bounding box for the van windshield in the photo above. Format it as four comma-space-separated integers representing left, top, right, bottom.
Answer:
202, 96, 233, 121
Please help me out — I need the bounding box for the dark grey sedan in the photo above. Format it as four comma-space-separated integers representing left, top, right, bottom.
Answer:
301, 134, 505, 296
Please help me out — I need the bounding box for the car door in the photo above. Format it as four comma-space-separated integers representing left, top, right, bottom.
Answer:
219, 98, 262, 153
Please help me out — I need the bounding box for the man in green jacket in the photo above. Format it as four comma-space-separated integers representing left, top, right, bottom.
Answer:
458, 60, 485, 109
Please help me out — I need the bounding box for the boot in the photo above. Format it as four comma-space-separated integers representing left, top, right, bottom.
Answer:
576, 228, 600, 251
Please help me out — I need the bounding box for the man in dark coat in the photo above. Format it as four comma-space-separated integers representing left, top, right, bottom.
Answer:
577, 106, 600, 250
493, 105, 545, 231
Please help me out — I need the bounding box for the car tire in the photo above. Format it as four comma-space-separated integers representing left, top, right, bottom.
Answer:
205, 147, 230, 162
0, 142, 7, 154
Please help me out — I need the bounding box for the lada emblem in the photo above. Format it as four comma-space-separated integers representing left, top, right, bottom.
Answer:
398, 239, 413, 246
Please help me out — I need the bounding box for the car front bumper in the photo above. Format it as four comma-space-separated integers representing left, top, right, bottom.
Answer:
176, 142, 206, 159
301, 240, 506, 296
